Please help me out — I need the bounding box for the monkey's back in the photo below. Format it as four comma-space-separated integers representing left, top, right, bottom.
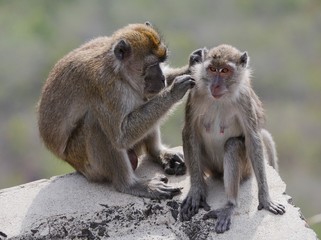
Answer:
37, 37, 113, 159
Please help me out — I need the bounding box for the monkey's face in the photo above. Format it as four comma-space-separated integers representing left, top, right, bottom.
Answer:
198, 44, 249, 99
112, 22, 167, 99
143, 62, 166, 99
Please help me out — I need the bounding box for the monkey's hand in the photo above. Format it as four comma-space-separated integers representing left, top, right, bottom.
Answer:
129, 175, 182, 199
189, 48, 204, 67
258, 198, 285, 215
159, 150, 186, 176
180, 188, 210, 221
170, 75, 195, 100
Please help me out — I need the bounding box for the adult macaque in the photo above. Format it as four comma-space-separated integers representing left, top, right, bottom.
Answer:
38, 22, 196, 199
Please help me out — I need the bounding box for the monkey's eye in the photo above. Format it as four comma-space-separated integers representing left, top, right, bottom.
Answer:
221, 68, 229, 73
209, 66, 217, 72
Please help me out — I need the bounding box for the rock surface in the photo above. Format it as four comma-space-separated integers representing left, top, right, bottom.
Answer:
0, 148, 318, 240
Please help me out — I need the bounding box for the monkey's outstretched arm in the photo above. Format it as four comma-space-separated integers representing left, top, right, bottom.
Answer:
239, 94, 285, 215
163, 65, 189, 86
97, 75, 195, 149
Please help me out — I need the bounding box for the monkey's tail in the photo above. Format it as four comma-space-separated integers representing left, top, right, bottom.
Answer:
261, 129, 279, 172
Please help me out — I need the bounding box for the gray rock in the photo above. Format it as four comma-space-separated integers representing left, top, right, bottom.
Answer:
0, 148, 318, 239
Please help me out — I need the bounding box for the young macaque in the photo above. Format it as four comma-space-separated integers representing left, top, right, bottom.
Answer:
180, 45, 285, 233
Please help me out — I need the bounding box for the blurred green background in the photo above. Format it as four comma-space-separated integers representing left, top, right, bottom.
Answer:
0, 0, 320, 236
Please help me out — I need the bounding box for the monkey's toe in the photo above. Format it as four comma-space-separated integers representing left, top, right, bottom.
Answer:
180, 193, 209, 221
162, 153, 186, 176
215, 216, 231, 234
148, 178, 182, 200
258, 201, 286, 215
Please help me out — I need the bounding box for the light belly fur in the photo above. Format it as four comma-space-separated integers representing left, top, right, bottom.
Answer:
195, 100, 243, 173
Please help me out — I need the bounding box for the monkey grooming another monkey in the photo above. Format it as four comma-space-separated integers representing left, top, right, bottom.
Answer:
38, 22, 196, 199
180, 45, 285, 233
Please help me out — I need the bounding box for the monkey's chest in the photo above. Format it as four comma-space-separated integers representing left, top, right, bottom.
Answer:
199, 108, 243, 159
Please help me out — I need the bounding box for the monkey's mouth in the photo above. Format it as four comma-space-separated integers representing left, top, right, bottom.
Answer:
211, 87, 228, 99
212, 93, 225, 99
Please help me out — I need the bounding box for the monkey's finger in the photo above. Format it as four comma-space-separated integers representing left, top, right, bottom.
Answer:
158, 187, 182, 199
203, 210, 218, 220
159, 186, 182, 195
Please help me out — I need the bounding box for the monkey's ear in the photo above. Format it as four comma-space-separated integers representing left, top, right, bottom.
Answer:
202, 47, 209, 60
240, 52, 249, 67
189, 47, 208, 66
114, 39, 131, 60
145, 21, 152, 27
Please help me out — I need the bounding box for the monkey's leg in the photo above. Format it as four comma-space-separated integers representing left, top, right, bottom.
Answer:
203, 137, 243, 233
246, 131, 286, 215
144, 128, 186, 175
85, 119, 181, 199
180, 126, 210, 221
261, 129, 278, 171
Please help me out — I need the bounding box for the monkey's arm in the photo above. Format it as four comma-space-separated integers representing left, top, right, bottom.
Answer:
163, 65, 189, 86
239, 94, 285, 215
96, 75, 194, 149
180, 95, 210, 221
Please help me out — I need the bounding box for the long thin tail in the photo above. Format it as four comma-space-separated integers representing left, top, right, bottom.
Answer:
261, 129, 279, 172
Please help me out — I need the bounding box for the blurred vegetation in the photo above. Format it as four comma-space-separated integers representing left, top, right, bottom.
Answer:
0, 0, 320, 236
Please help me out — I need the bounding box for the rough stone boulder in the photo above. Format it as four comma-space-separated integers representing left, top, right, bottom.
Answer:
0, 148, 317, 239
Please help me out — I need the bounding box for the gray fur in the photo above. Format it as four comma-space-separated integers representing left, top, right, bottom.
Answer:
180, 45, 285, 233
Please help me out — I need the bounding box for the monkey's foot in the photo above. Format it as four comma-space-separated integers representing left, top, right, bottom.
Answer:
203, 203, 235, 234
258, 200, 285, 215
180, 191, 210, 221
125, 175, 182, 200
160, 151, 186, 176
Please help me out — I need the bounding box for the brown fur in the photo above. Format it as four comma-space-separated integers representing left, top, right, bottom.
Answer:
38, 23, 195, 199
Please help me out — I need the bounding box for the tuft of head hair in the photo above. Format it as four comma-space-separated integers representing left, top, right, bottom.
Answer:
112, 23, 167, 61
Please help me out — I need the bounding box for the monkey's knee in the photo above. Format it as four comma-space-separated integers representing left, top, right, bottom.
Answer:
224, 136, 245, 153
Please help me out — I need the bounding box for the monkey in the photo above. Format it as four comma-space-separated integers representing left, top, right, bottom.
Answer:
37, 22, 196, 199
180, 45, 285, 233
